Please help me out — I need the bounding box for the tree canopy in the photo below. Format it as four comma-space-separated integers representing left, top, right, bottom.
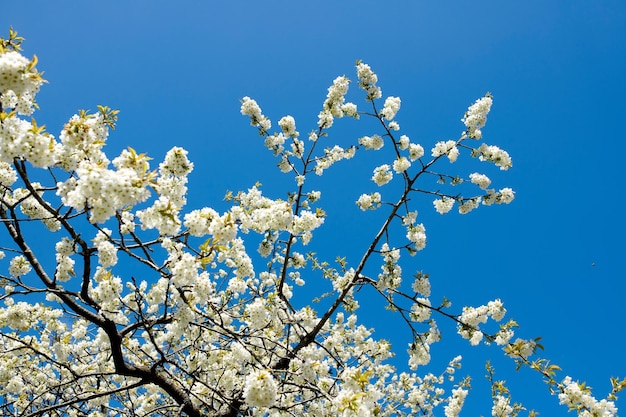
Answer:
0, 27, 624, 417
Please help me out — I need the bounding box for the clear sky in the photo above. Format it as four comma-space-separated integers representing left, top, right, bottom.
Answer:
3, 1, 625, 415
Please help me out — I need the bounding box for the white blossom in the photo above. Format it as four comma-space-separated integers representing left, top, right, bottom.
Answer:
463, 95, 492, 139
434, 197, 455, 214
393, 157, 411, 173
458, 198, 480, 214
410, 298, 432, 322
0, 50, 43, 115
314, 145, 356, 175
558, 376, 617, 417
243, 369, 278, 408
0, 160, 17, 185
388, 120, 400, 130
241, 96, 271, 134
406, 223, 427, 250
498, 188, 515, 204
93, 229, 118, 268
476, 143, 512, 170
377, 243, 402, 290
444, 388, 468, 417
432, 140, 459, 163
356, 192, 381, 210
492, 395, 513, 417
318, 75, 350, 128
357, 62, 382, 100
399, 135, 410, 150
412, 274, 431, 297
9, 255, 31, 277
469, 172, 491, 190
409, 143, 425, 160
341, 102, 358, 118
381, 96, 401, 120
372, 164, 393, 186
278, 115, 298, 137
358, 134, 384, 150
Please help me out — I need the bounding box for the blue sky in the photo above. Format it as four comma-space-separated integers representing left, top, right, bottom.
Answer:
4, 1, 625, 415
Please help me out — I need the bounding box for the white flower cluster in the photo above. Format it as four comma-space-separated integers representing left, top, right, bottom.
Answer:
119, 211, 135, 234
462, 95, 492, 139
408, 341, 432, 370
12, 183, 60, 231
243, 369, 278, 408
0, 160, 16, 186
55, 114, 175, 224
240, 96, 271, 134
434, 186, 514, 216
395, 134, 425, 161
409, 142, 425, 160
57, 112, 109, 170
58, 159, 150, 224
469, 172, 491, 190
0, 116, 58, 168
159, 146, 194, 177
314, 145, 356, 175
0, 49, 43, 115
264, 132, 286, 155
318, 75, 357, 128
458, 198, 481, 215
333, 389, 379, 417
426, 95, 513, 219
331, 268, 355, 293
54, 237, 75, 282
433, 196, 454, 215
232, 186, 324, 245
444, 388, 468, 417
558, 376, 617, 417
233, 187, 293, 233
393, 156, 411, 173
412, 273, 431, 296
184, 207, 237, 244
410, 298, 432, 322
245, 298, 269, 330
406, 223, 427, 251
401, 210, 427, 251
357, 62, 382, 101
341, 102, 358, 118
292, 210, 325, 235
385, 356, 463, 414
504, 338, 537, 358
0, 300, 62, 332
377, 243, 402, 291
356, 192, 381, 210
358, 134, 384, 150
278, 115, 298, 138
475, 143, 513, 170
483, 188, 515, 206
492, 395, 514, 417
8, 254, 31, 277
399, 135, 410, 149
432, 140, 460, 163
89, 267, 125, 323
381, 96, 401, 120
371, 164, 393, 186
433, 186, 515, 214
136, 147, 193, 234
458, 299, 507, 346
93, 229, 118, 268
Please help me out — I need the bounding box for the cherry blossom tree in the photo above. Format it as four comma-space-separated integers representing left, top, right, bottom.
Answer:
0, 28, 623, 417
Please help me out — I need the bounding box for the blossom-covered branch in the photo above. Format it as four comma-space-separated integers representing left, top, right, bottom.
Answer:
0, 29, 621, 417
